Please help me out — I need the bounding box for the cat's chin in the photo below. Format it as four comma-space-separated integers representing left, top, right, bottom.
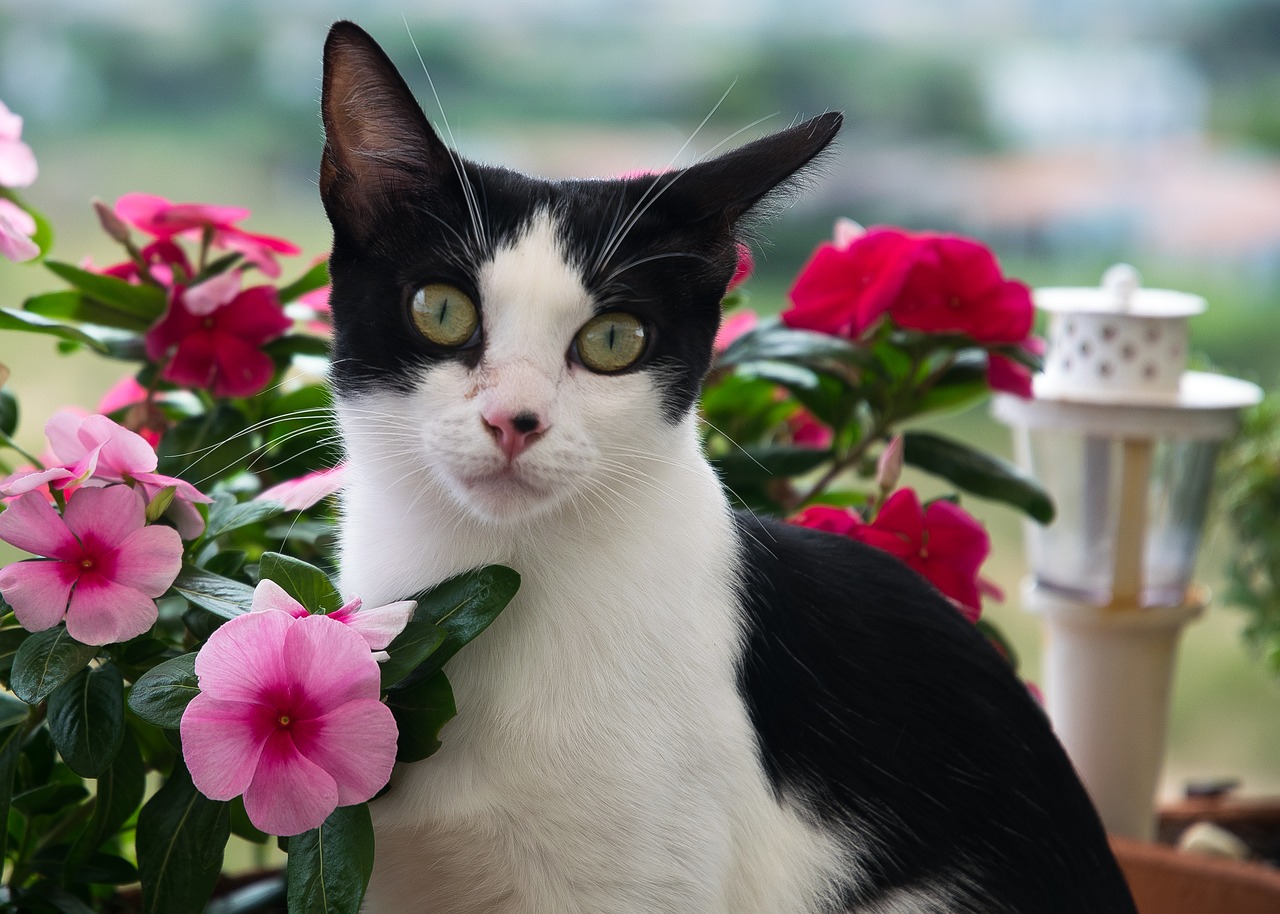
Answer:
447, 469, 566, 524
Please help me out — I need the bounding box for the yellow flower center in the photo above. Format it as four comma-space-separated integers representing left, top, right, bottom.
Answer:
278, 714, 291, 728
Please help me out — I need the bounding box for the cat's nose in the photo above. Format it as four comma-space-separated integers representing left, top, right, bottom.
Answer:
482, 408, 545, 461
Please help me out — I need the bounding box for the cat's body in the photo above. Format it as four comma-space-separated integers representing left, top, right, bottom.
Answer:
320, 22, 1137, 913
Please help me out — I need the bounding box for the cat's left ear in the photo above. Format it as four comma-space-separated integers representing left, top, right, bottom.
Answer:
672, 113, 844, 225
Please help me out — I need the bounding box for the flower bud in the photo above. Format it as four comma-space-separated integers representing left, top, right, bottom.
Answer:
93, 199, 131, 245
876, 434, 904, 493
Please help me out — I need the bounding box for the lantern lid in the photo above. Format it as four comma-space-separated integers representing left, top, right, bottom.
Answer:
1035, 264, 1205, 318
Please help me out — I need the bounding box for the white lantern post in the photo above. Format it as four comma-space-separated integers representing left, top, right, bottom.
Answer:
992, 265, 1262, 841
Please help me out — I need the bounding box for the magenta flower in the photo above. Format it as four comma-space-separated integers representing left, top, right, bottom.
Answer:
99, 239, 192, 288
713, 309, 757, 353
249, 577, 413, 660
0, 486, 182, 644
792, 488, 993, 622
0, 411, 211, 538
256, 465, 348, 512
145, 271, 291, 399
114, 193, 300, 278
0, 99, 37, 188
180, 610, 398, 835
729, 243, 754, 291
0, 198, 37, 263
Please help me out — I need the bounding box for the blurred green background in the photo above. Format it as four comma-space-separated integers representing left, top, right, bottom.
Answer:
2, 0, 1279, 800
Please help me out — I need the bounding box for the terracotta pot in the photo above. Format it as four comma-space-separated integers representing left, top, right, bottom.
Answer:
1110, 797, 1280, 914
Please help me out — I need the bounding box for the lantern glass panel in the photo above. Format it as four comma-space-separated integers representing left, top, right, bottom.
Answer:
1018, 428, 1220, 606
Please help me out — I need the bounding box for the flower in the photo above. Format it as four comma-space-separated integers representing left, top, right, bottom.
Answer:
249, 577, 413, 659
256, 464, 348, 512
180, 609, 398, 835
0, 486, 182, 644
0, 100, 37, 188
99, 239, 192, 288
792, 488, 992, 621
0, 198, 37, 263
783, 222, 1034, 346
0, 411, 211, 538
986, 337, 1046, 400
714, 309, 757, 353
729, 242, 754, 291
787, 408, 833, 449
114, 193, 300, 278
145, 270, 291, 398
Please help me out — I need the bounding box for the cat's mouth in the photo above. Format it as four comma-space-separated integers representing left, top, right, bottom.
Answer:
458, 466, 552, 498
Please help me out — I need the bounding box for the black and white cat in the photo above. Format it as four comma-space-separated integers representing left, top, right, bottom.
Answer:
318, 21, 1137, 914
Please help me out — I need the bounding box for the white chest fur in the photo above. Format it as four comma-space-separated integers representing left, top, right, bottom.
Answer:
338, 408, 846, 914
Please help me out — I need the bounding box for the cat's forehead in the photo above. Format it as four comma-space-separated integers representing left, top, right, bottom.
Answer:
476, 209, 595, 355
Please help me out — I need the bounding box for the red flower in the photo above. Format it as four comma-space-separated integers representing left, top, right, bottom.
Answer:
729, 243, 754, 291
792, 488, 991, 621
783, 227, 917, 338
783, 224, 1033, 346
145, 271, 291, 398
986, 337, 1046, 400
787, 408, 832, 449
99, 240, 192, 288
114, 193, 300, 278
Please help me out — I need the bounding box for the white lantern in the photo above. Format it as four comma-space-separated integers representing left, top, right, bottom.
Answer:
992, 265, 1261, 840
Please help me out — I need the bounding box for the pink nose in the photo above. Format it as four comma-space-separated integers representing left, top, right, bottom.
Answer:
482, 409, 544, 461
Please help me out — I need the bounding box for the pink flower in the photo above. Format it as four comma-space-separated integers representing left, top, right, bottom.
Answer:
714, 309, 757, 353
783, 223, 1034, 346
0, 411, 211, 539
787, 409, 833, 449
0, 198, 37, 263
792, 488, 992, 622
249, 577, 413, 659
180, 610, 398, 835
256, 465, 348, 512
728, 243, 754, 291
145, 271, 291, 399
114, 193, 300, 278
99, 239, 192, 288
0, 486, 182, 644
0, 100, 37, 188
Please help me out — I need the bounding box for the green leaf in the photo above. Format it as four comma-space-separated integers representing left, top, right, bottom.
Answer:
128, 653, 199, 729
0, 717, 27, 862
43, 260, 166, 321
0, 627, 29, 687
263, 334, 331, 363
16, 880, 99, 914
203, 492, 285, 540
261, 384, 339, 480
735, 359, 823, 391
156, 404, 255, 486
23, 288, 155, 334
0, 307, 133, 354
67, 729, 145, 877
47, 662, 124, 777
711, 444, 831, 485
392, 565, 520, 687
171, 566, 253, 620
286, 803, 375, 914
12, 782, 89, 816
65, 850, 139, 885
10, 626, 98, 705
902, 431, 1056, 524
277, 258, 330, 304
386, 670, 456, 762
258, 552, 341, 614
718, 323, 868, 371
144, 486, 177, 524
0, 691, 28, 730
0, 386, 17, 437
136, 758, 230, 914
379, 618, 447, 690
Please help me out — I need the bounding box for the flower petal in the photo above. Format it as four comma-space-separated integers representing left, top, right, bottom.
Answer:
243, 729, 339, 836
62, 485, 146, 553
110, 524, 183, 597
291, 699, 397, 806
80, 414, 159, 477
0, 491, 81, 559
250, 578, 309, 617
284, 615, 382, 717
0, 466, 74, 499
209, 336, 276, 399
256, 465, 348, 512
0, 560, 75, 632
193, 610, 293, 704
44, 409, 93, 465
181, 694, 275, 801
64, 576, 159, 645
341, 600, 415, 651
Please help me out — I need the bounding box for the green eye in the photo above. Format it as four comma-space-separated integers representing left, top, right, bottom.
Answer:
574, 312, 648, 373
410, 284, 479, 347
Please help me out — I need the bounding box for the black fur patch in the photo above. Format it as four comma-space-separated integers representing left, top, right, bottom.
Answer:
733, 513, 1137, 913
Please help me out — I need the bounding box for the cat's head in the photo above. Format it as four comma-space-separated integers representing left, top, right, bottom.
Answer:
320, 21, 840, 525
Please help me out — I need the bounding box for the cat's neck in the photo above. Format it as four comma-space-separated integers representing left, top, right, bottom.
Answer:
335, 405, 732, 606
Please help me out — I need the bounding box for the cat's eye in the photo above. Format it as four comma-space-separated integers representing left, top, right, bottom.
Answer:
410, 284, 480, 348
573, 312, 648, 373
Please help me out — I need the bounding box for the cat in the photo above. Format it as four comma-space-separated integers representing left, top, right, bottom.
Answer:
318, 20, 1138, 914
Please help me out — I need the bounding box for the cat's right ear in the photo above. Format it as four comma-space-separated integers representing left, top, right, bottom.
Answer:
320, 22, 451, 239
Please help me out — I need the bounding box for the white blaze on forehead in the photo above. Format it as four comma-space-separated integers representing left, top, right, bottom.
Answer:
477, 210, 595, 366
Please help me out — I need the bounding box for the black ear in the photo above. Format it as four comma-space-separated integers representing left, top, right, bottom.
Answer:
320, 21, 454, 238
670, 113, 843, 227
